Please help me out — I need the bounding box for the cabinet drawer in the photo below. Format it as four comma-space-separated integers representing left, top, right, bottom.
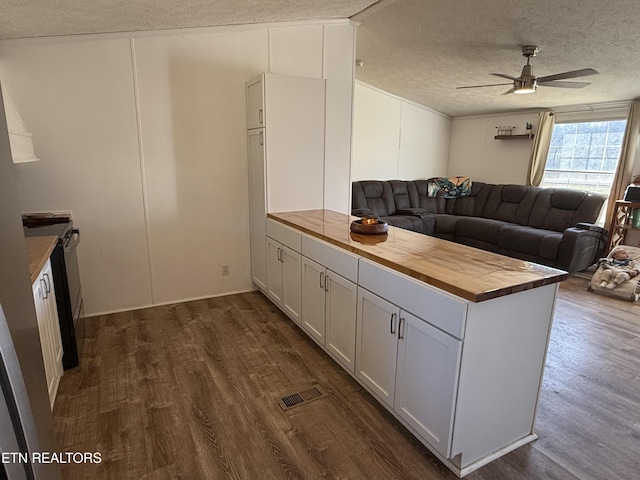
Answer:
267, 219, 301, 252
301, 234, 359, 283
359, 259, 467, 339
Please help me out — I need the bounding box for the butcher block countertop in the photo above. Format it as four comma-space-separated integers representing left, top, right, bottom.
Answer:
26, 236, 57, 283
268, 209, 568, 303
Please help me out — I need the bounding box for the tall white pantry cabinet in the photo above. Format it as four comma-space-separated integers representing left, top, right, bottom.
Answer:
246, 73, 325, 292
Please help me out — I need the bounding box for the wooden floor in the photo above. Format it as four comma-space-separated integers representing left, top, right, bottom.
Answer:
53, 276, 640, 480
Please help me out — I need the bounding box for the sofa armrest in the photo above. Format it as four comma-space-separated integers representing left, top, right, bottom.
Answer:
556, 227, 608, 272
575, 222, 607, 234
396, 208, 431, 217
351, 208, 375, 217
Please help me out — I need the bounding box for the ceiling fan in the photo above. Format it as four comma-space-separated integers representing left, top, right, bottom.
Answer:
457, 45, 598, 94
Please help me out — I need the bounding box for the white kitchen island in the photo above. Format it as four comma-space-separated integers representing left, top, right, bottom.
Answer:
261, 209, 567, 477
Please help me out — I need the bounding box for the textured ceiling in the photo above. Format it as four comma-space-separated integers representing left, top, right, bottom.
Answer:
355, 0, 640, 116
0, 0, 378, 39
1, 0, 639, 117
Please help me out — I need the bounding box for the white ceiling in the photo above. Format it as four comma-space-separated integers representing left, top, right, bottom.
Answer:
0, 0, 378, 39
1, 0, 639, 117
354, 0, 640, 117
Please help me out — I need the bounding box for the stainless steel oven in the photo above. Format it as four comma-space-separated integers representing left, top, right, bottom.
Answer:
23, 214, 82, 369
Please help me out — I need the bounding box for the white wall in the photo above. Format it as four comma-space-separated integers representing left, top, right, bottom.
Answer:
448, 113, 539, 184
1, 39, 152, 315
351, 81, 451, 181
323, 25, 356, 213
0, 21, 356, 315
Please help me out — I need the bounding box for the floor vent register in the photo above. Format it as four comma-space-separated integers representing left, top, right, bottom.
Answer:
277, 384, 328, 411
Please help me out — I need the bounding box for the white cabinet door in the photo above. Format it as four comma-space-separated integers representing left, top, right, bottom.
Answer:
301, 257, 325, 342
247, 129, 267, 290
246, 76, 264, 129
395, 310, 462, 458
32, 259, 63, 410
33, 279, 54, 396
264, 74, 325, 213
325, 271, 357, 373
356, 288, 399, 408
267, 237, 301, 324
42, 261, 63, 377
281, 246, 301, 324
266, 237, 283, 305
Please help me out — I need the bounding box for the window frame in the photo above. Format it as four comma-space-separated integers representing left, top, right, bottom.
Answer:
540, 116, 628, 196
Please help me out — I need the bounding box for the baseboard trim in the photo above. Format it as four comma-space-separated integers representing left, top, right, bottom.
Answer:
84, 287, 258, 318
458, 434, 539, 477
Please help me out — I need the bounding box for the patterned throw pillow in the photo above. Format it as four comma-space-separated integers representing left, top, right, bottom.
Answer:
427, 176, 472, 198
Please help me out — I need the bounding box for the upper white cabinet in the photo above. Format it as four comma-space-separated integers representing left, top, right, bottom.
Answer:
246, 73, 325, 292
245, 73, 325, 214
246, 77, 264, 130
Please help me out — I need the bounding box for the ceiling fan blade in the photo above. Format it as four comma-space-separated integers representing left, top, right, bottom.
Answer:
536, 68, 599, 83
456, 82, 513, 89
491, 73, 519, 81
539, 80, 591, 88
502, 87, 516, 95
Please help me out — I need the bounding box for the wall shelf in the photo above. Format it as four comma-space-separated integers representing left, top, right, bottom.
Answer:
494, 134, 534, 140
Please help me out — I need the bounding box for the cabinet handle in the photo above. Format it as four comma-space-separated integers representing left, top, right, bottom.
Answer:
398, 317, 405, 340
324, 275, 329, 292
390, 313, 397, 335
258, 108, 263, 124
40, 278, 48, 300
277, 247, 281, 262
319, 271, 324, 289
259, 130, 263, 146
43, 272, 51, 294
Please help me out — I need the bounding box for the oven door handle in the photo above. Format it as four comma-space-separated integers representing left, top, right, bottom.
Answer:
64, 228, 81, 252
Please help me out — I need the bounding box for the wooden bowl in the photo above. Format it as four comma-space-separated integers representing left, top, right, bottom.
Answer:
350, 231, 388, 245
350, 219, 389, 235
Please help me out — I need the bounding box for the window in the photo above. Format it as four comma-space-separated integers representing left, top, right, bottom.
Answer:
541, 120, 627, 195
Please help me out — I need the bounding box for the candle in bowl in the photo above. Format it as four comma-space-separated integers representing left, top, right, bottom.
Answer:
361, 216, 380, 225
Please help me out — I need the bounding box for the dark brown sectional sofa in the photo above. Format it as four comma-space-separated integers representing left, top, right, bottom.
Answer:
352, 180, 608, 273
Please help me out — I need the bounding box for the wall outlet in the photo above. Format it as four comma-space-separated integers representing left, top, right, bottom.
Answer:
221, 264, 230, 276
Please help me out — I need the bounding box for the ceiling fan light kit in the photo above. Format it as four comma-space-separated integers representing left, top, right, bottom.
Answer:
457, 45, 598, 95
514, 83, 536, 94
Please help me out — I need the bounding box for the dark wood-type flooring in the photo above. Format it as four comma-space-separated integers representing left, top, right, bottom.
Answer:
53, 276, 640, 479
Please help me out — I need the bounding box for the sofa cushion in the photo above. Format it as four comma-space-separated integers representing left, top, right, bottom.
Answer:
389, 180, 418, 210
352, 181, 397, 216
528, 188, 605, 232
419, 214, 436, 235
483, 185, 541, 225
432, 214, 459, 239
413, 180, 446, 213
380, 215, 423, 233
498, 225, 563, 262
455, 217, 511, 246
444, 182, 491, 216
